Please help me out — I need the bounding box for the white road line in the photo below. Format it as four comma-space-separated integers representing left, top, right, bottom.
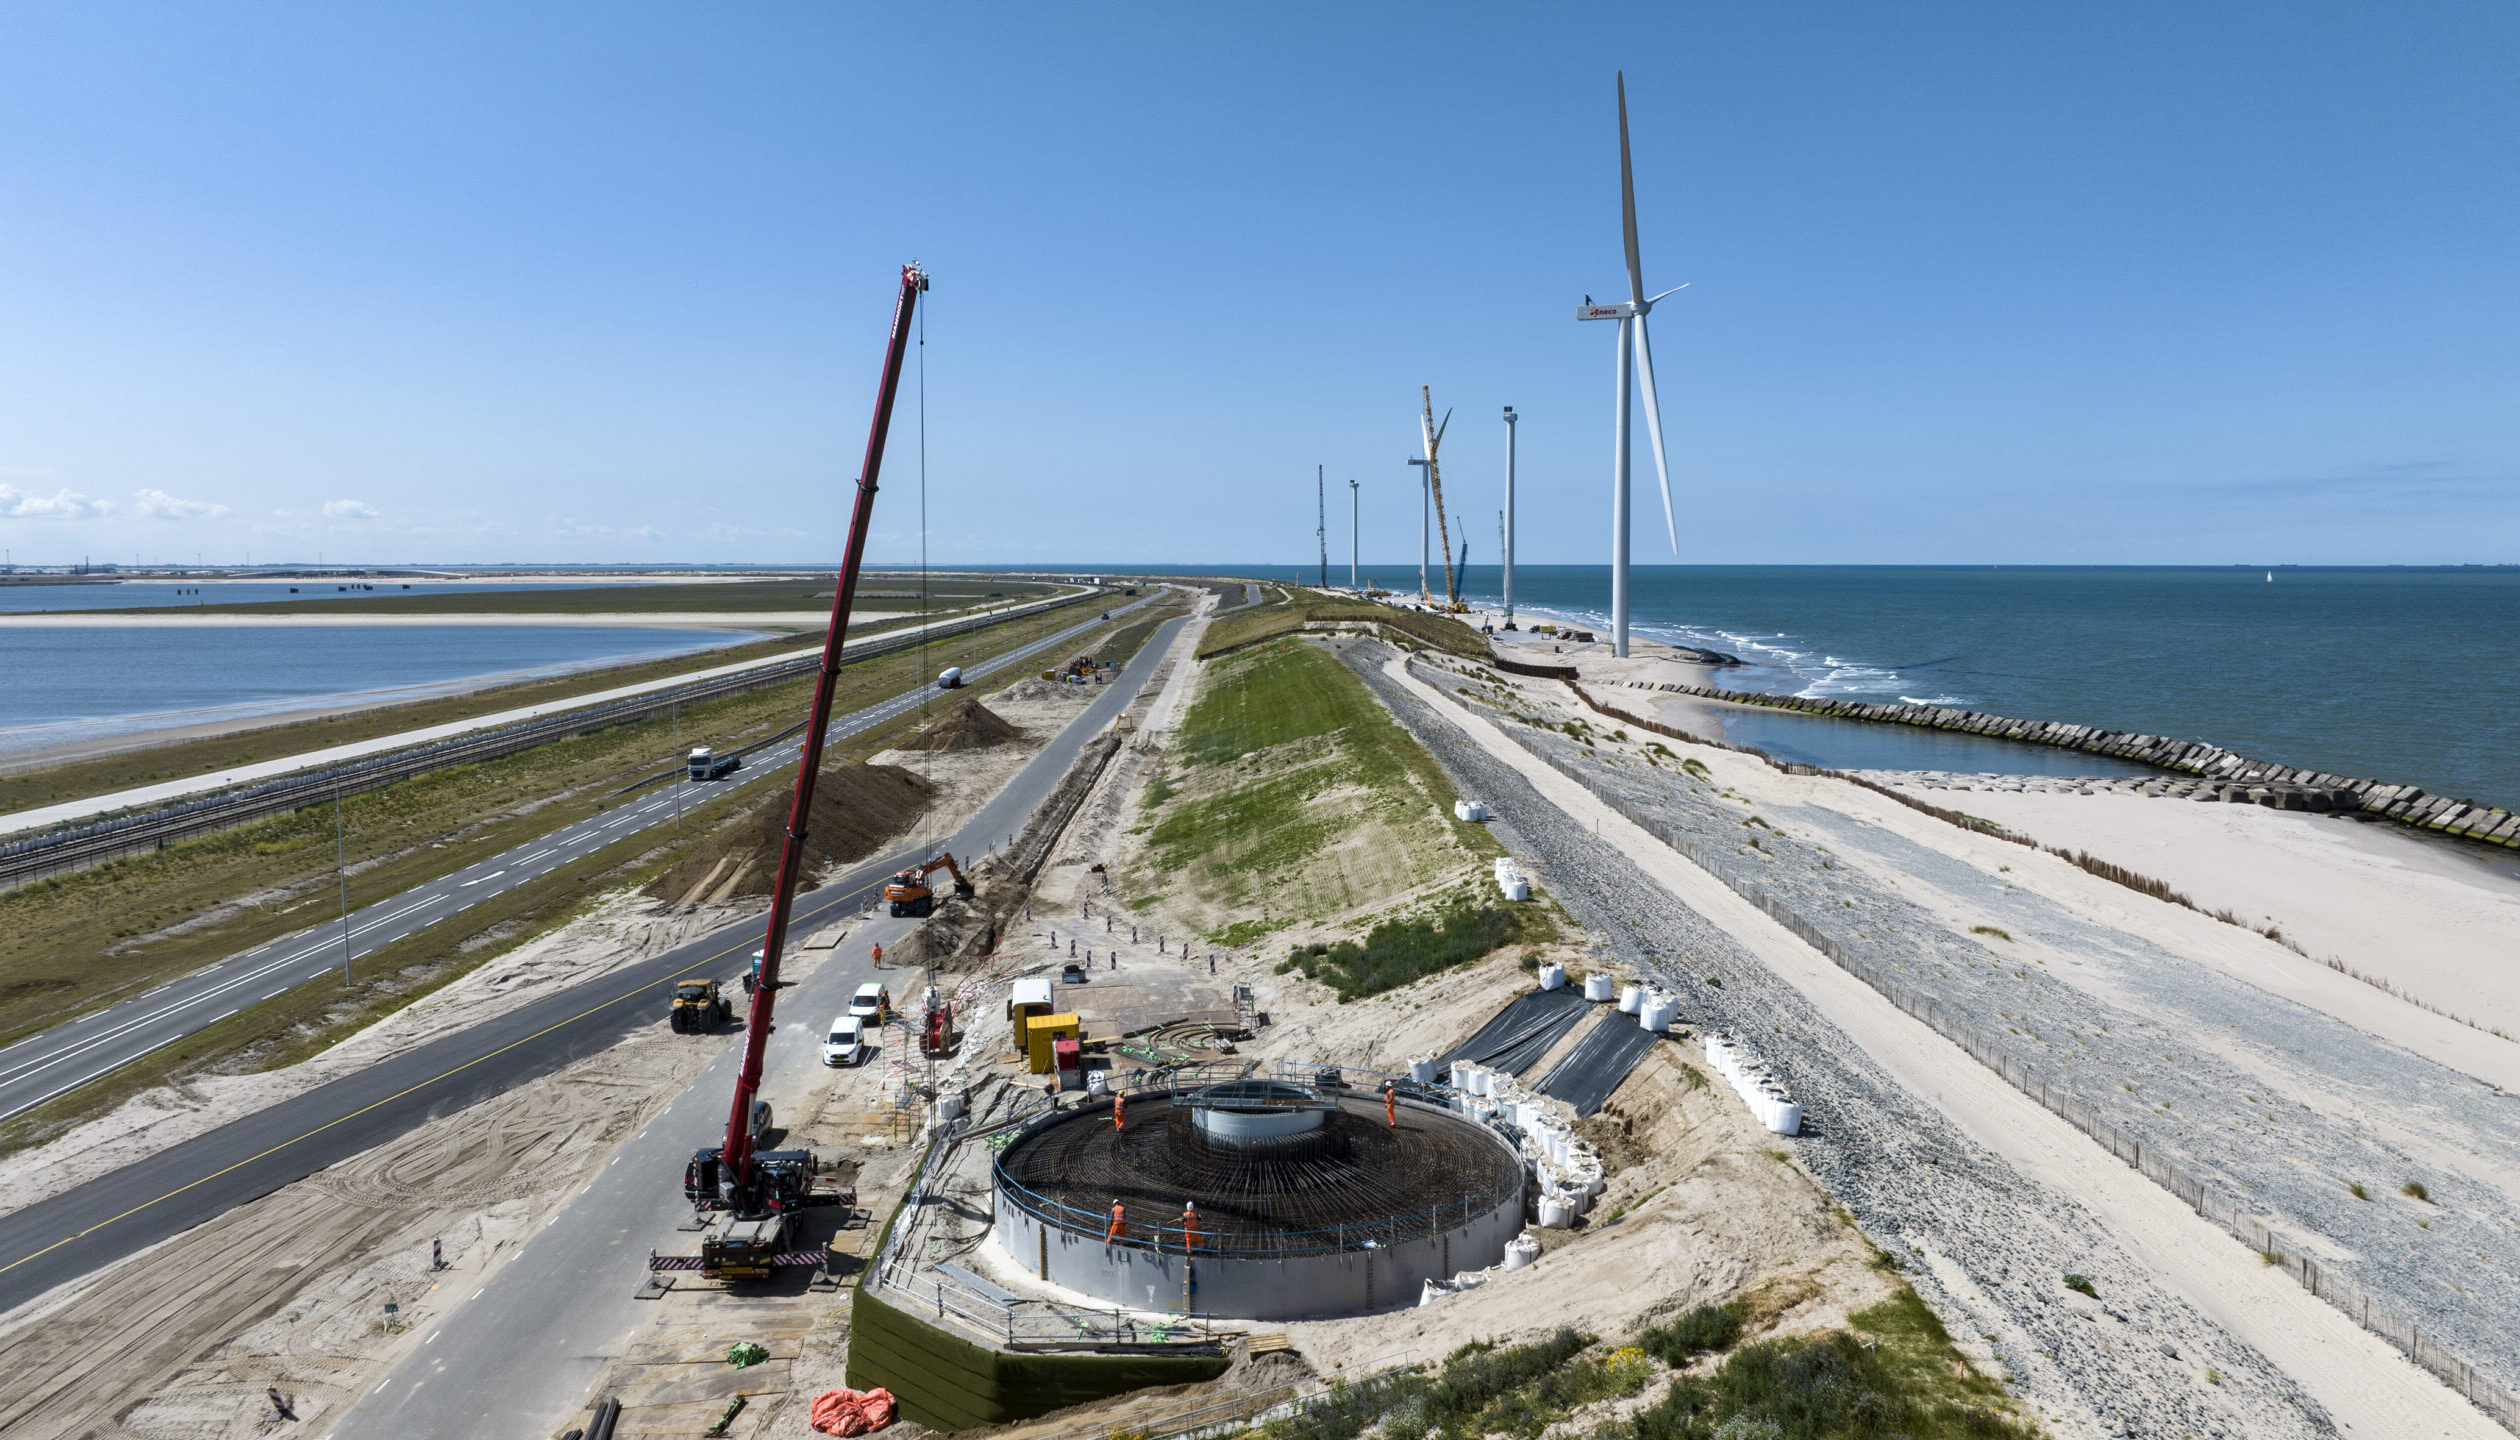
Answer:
457, 871, 506, 887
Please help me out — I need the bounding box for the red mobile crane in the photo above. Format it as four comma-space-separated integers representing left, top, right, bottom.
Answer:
678, 262, 927, 1234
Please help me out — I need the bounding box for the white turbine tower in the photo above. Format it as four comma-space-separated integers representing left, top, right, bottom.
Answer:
1577, 72, 1684, 658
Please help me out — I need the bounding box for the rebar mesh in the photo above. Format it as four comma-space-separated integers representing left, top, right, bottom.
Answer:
994, 1094, 1522, 1256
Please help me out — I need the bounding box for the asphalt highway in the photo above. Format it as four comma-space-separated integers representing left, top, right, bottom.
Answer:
0, 605, 1182, 1323
324, 610, 1193, 1438
0, 598, 1147, 1129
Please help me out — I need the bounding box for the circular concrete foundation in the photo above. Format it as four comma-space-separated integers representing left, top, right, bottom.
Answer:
991, 1081, 1525, 1320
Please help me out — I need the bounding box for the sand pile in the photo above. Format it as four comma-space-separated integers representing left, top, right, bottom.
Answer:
993, 676, 1070, 704
646, 763, 933, 908
901, 697, 1024, 751
885, 884, 1009, 971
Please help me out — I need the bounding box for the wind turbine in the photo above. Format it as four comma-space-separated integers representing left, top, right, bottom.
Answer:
1577, 72, 1684, 658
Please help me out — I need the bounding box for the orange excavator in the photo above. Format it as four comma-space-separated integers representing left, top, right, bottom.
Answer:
884, 853, 975, 917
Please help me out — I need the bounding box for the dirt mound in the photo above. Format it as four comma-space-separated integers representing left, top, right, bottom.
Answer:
645, 763, 934, 908
902, 697, 1024, 750
993, 676, 1070, 704
885, 884, 1010, 971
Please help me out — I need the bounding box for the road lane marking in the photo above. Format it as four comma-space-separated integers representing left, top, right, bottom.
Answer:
0, 604, 1137, 1115
0, 927, 768, 1279
456, 871, 506, 887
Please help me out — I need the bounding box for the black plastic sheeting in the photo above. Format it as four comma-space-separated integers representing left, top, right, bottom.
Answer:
1537, 1014, 1665, 1117
1437, 987, 1591, 1076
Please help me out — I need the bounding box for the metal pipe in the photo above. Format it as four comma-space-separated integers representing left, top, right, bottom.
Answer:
720, 262, 927, 1193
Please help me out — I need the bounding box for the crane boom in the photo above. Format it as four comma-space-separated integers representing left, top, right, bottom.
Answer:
711, 262, 927, 1206
1421, 387, 1460, 609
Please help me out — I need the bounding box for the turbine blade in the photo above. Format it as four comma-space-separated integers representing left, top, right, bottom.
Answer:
1632, 312, 1679, 555
1619, 72, 1644, 305
1433, 407, 1451, 450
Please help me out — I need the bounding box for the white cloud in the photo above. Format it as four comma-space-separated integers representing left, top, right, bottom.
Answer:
321, 499, 379, 520
549, 515, 664, 542
130, 488, 231, 520
0, 484, 114, 519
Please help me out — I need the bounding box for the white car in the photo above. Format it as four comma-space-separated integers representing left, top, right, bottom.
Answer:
848, 982, 891, 1023
822, 1016, 868, 1067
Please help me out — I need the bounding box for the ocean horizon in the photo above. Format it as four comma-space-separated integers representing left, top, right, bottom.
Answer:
1187, 563, 2520, 813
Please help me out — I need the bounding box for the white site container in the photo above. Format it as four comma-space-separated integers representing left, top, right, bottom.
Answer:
1639, 994, 1679, 1031
1502, 1235, 1541, 1270
1410, 1055, 1439, 1085
1583, 973, 1617, 1002
1454, 799, 1490, 822
1618, 983, 1644, 1014
1538, 962, 1567, 991
1538, 1196, 1575, 1229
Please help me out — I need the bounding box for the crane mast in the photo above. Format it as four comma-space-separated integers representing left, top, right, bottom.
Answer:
1420, 387, 1460, 609
703, 261, 926, 1212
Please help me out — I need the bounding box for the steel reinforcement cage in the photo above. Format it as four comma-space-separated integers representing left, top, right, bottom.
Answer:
990, 1063, 1523, 1260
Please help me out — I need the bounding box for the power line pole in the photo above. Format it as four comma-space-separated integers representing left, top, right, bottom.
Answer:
1316, 465, 1327, 589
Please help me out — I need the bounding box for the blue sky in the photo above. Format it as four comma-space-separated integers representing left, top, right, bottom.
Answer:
0, 2, 2513, 568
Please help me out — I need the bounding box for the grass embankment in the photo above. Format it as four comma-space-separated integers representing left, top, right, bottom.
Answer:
0, 630, 810, 815
1198, 588, 1491, 661
1247, 1286, 2022, 1440
0, 607, 1093, 1054
81, 577, 1052, 617
0, 603, 1137, 1155
1133, 637, 1542, 988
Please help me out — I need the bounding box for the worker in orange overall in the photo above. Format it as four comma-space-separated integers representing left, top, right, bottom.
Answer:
1180, 1202, 1200, 1254
870, 943, 883, 965
1106, 1200, 1124, 1243
1113, 1090, 1126, 1129
1384, 1082, 1398, 1127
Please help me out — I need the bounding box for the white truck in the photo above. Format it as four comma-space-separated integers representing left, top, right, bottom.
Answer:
687, 747, 740, 781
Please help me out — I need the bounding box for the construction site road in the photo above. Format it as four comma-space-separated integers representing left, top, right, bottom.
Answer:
0, 608, 1188, 1334
0, 594, 1154, 1134
311, 611, 1195, 1440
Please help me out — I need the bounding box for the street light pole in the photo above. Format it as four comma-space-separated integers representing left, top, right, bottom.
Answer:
1348, 479, 1359, 592
1502, 406, 1518, 630
334, 780, 352, 984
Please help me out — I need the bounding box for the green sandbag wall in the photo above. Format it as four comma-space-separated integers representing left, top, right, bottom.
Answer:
845, 1285, 1229, 1431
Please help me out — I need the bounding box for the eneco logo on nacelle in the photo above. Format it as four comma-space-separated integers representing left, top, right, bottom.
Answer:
1576, 302, 1635, 321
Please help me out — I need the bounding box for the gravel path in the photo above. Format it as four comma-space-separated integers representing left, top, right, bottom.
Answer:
1336, 639, 2349, 1440
1451, 665, 2520, 1400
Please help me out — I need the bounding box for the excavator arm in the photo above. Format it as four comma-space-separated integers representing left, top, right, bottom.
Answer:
911, 852, 974, 896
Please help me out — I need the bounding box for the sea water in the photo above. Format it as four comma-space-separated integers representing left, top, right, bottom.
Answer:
1137, 564, 2520, 806
0, 625, 758, 765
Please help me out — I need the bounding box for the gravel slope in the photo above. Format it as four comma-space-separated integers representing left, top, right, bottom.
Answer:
1337, 638, 2345, 1440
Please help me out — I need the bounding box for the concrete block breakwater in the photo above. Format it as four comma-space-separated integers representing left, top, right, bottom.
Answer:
1615, 679, 2520, 850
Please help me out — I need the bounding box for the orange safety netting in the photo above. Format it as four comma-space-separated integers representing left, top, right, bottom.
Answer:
809, 1386, 897, 1436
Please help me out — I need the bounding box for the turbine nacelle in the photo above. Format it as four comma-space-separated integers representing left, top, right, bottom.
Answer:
1576, 285, 1683, 323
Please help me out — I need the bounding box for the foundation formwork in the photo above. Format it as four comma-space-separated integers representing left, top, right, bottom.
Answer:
990, 1085, 1527, 1320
